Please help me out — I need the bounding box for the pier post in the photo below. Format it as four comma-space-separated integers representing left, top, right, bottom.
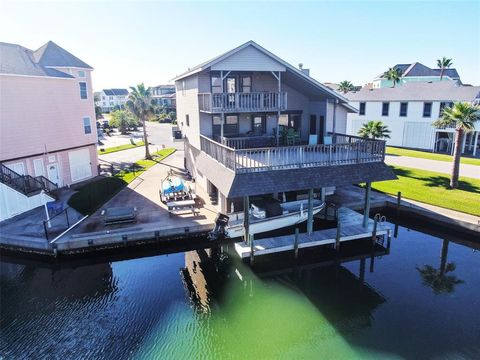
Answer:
294, 228, 299, 259
335, 221, 341, 252
321, 187, 326, 202
362, 182, 372, 228
372, 214, 378, 245
307, 189, 314, 235
396, 191, 402, 216
243, 196, 250, 244
249, 234, 254, 266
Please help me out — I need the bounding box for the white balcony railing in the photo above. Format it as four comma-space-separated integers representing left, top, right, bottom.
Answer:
198, 92, 287, 113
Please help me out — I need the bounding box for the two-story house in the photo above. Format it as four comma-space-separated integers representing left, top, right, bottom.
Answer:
174, 41, 395, 214
0, 41, 98, 220
95, 88, 129, 113
372, 62, 461, 89
150, 84, 176, 112
346, 81, 480, 155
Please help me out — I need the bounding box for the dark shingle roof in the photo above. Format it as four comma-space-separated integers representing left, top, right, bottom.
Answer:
0, 42, 74, 78
377, 62, 460, 80
103, 89, 128, 96
33, 41, 92, 69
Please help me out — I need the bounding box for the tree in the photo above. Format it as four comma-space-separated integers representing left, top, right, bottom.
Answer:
126, 83, 153, 159
437, 57, 453, 80
94, 93, 103, 119
358, 121, 391, 139
383, 67, 403, 87
109, 110, 138, 134
416, 239, 463, 295
337, 81, 355, 94
432, 102, 480, 189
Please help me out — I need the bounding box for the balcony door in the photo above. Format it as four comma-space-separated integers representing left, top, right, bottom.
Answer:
226, 76, 236, 108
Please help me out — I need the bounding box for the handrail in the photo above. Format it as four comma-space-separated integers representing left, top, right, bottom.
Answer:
0, 162, 58, 197
199, 133, 386, 173
198, 91, 287, 113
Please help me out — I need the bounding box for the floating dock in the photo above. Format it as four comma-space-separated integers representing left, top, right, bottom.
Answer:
234, 207, 390, 259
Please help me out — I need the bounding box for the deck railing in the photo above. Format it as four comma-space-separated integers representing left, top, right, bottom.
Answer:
200, 133, 386, 173
198, 92, 287, 113
220, 135, 276, 149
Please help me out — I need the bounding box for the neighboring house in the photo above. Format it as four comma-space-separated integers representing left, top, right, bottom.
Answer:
0, 41, 98, 221
346, 81, 480, 155
174, 41, 394, 213
150, 84, 176, 111
372, 62, 461, 89
95, 88, 129, 113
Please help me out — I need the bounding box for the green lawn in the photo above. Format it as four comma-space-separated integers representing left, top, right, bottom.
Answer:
98, 141, 145, 155
372, 166, 480, 216
69, 148, 176, 215
386, 146, 480, 166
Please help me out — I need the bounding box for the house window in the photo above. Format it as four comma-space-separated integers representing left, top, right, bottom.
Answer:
212, 115, 238, 136
182, 81, 186, 96
439, 102, 453, 116
423, 102, 432, 117
79, 82, 87, 99
400, 102, 408, 117
240, 76, 252, 93
382, 102, 389, 116
78, 70, 86, 78
252, 115, 265, 135
359, 102, 366, 115
211, 76, 222, 93
83, 117, 92, 134
185, 114, 190, 127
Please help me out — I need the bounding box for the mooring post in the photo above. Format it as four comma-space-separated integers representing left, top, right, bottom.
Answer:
243, 196, 250, 244
362, 182, 372, 228
387, 229, 392, 251
307, 189, 314, 235
249, 234, 254, 266
396, 191, 401, 216
336, 221, 341, 252
372, 214, 378, 246
294, 227, 299, 259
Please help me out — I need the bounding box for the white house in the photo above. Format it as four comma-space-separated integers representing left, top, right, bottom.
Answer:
173, 41, 394, 214
150, 84, 176, 111
346, 81, 480, 156
95, 88, 129, 112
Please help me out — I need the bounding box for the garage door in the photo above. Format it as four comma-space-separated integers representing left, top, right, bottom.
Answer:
69, 148, 92, 182
403, 122, 434, 150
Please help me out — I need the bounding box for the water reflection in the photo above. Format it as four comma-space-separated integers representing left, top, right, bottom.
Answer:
416, 239, 464, 294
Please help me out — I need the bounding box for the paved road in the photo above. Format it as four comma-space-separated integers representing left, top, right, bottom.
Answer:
385, 155, 480, 179
99, 122, 182, 164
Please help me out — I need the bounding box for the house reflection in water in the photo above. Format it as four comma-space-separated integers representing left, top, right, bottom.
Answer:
180, 242, 388, 333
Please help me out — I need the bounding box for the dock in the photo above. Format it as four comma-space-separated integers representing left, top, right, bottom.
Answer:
234, 207, 390, 259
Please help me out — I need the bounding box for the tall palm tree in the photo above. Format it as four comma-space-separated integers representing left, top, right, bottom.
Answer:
337, 81, 354, 94
126, 83, 153, 159
383, 67, 403, 87
437, 57, 453, 80
358, 121, 391, 139
433, 102, 480, 189
416, 239, 463, 295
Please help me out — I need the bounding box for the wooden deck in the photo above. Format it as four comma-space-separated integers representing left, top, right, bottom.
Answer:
234, 207, 390, 259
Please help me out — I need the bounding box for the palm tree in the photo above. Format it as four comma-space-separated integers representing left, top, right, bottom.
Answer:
337, 81, 354, 94
383, 67, 403, 87
432, 102, 480, 189
437, 57, 453, 80
126, 83, 153, 159
358, 121, 391, 139
416, 239, 463, 295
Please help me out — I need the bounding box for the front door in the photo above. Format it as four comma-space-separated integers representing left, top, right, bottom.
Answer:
33, 158, 45, 177
47, 163, 60, 186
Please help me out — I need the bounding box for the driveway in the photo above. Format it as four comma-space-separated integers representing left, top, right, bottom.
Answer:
385, 155, 480, 179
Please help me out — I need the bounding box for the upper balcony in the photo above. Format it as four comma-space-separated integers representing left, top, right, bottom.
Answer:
198, 92, 287, 113
199, 133, 386, 174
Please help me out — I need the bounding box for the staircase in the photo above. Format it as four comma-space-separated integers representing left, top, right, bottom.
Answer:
0, 162, 59, 199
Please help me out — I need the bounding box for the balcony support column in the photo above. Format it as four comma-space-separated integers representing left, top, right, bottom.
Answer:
473, 131, 479, 156
363, 182, 372, 228
272, 71, 282, 146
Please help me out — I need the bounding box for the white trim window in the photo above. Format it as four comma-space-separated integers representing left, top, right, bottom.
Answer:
83, 117, 92, 134
78, 70, 86, 78
79, 82, 88, 99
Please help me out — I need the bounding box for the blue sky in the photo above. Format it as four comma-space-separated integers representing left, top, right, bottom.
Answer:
2, 0, 479, 90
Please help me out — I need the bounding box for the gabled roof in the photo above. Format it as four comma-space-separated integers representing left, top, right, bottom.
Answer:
376, 62, 460, 80
345, 81, 480, 102
33, 41, 92, 69
0, 42, 74, 78
103, 88, 129, 96
172, 41, 353, 109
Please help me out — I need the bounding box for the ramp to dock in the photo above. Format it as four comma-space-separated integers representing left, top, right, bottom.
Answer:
234, 207, 389, 259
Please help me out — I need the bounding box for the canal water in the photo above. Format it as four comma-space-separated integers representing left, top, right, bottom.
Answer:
1, 221, 479, 359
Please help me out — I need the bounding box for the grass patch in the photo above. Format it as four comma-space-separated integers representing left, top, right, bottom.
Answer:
386, 146, 480, 166
98, 141, 145, 155
372, 165, 480, 216
69, 148, 176, 215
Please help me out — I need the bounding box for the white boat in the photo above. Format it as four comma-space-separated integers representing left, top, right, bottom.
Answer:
224, 199, 325, 239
